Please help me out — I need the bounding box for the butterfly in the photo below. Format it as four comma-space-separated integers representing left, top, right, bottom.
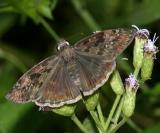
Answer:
6, 28, 137, 108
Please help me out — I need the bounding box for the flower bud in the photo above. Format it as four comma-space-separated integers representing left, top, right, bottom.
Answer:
132, 25, 149, 70
141, 53, 154, 81
85, 92, 99, 111
52, 104, 76, 116
141, 33, 159, 81
110, 70, 124, 95
133, 37, 147, 69
122, 90, 136, 117
122, 74, 139, 117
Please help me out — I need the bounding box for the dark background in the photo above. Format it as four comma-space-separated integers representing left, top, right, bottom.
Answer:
0, 0, 160, 133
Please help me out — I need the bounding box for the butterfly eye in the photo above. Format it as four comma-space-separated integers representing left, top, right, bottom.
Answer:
57, 40, 70, 51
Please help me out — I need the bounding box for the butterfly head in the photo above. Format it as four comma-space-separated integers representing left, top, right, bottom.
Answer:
57, 39, 70, 51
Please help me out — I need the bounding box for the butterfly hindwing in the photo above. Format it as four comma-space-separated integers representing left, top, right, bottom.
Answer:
75, 51, 116, 96
34, 59, 82, 108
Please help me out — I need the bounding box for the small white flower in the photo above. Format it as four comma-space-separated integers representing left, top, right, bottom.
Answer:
144, 33, 159, 58
132, 25, 150, 38
125, 74, 139, 91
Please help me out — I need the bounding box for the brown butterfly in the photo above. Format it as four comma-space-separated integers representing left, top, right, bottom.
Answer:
6, 28, 136, 108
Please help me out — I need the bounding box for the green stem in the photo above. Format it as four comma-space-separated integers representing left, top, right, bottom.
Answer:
89, 111, 104, 132
113, 95, 124, 124
108, 117, 127, 133
127, 119, 143, 133
39, 17, 60, 41
0, 48, 27, 72
97, 103, 105, 128
134, 68, 140, 78
71, 0, 100, 31
105, 95, 121, 131
0, 6, 15, 13
51, 0, 58, 10
71, 114, 88, 133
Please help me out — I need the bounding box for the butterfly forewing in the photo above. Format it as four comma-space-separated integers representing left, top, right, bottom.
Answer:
6, 55, 58, 103
74, 28, 136, 61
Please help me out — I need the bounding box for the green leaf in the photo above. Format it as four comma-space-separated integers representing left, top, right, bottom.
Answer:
36, 0, 53, 19
0, 14, 16, 37
0, 102, 33, 133
0, 0, 9, 6
144, 83, 160, 96
125, 0, 160, 25
142, 123, 160, 133
0, 42, 36, 72
0, 62, 34, 133
87, 0, 160, 27
7, 0, 54, 22
51, 0, 58, 10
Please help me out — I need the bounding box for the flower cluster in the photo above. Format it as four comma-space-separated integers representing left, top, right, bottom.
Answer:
144, 33, 159, 59
132, 25, 149, 38
125, 74, 139, 91
122, 25, 159, 118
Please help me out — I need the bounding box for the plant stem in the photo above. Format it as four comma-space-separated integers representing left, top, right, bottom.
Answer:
108, 117, 127, 133
97, 103, 105, 128
89, 111, 104, 132
113, 95, 124, 124
127, 119, 143, 133
71, 114, 88, 133
134, 68, 140, 78
0, 48, 27, 72
39, 17, 60, 41
105, 95, 121, 131
71, 0, 100, 31
0, 6, 15, 13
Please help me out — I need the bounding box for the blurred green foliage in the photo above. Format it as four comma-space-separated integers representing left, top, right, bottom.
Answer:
0, 0, 160, 132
